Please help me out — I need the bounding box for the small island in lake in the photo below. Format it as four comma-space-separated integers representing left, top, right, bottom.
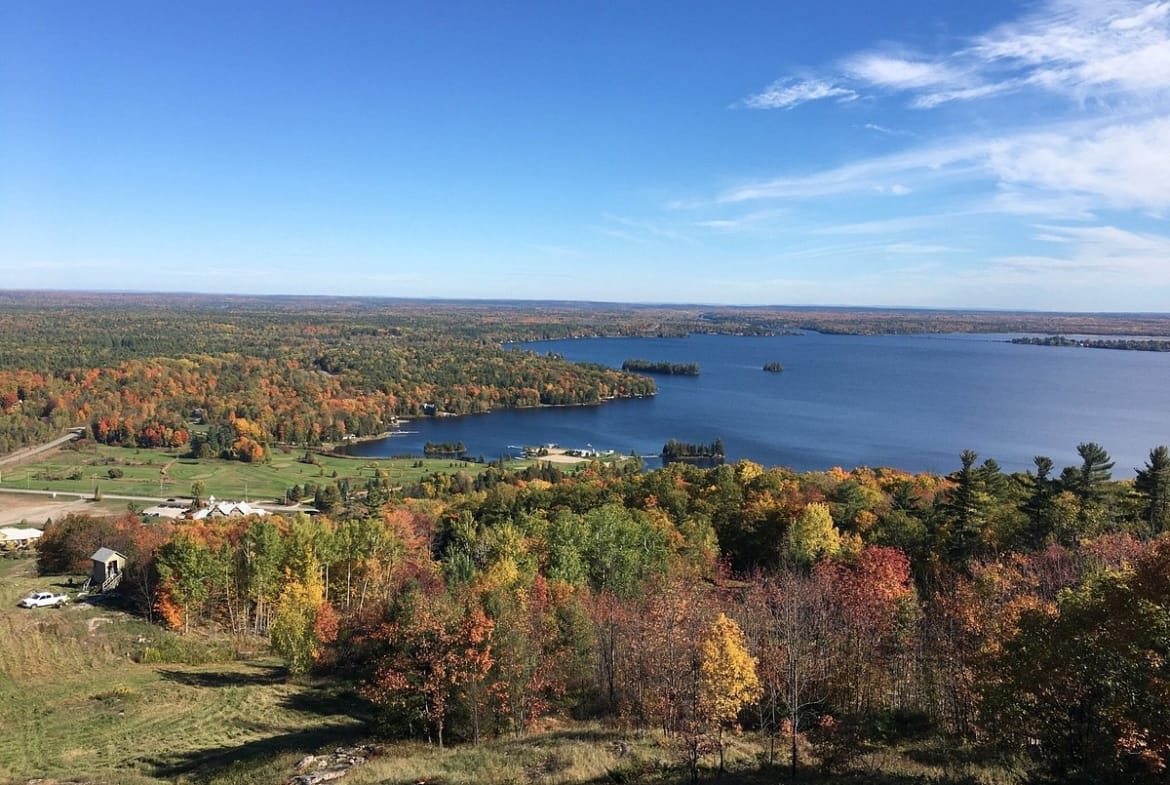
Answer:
423, 440, 468, 457
1011, 336, 1170, 352
762, 361, 784, 372
622, 359, 700, 376
661, 438, 725, 465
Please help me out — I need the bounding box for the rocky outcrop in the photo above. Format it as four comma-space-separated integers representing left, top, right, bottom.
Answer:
286, 745, 383, 785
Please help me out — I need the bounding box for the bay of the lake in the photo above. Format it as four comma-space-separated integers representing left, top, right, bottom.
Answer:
343, 333, 1170, 476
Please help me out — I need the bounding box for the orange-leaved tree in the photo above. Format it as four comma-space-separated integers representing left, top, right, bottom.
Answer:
362, 591, 494, 747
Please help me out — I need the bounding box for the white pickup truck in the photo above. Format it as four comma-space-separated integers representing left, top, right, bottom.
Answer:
18, 590, 69, 608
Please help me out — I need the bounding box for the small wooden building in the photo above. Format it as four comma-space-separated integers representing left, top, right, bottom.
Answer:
90, 546, 126, 588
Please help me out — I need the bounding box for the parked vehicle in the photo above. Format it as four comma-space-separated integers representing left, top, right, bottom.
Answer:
18, 591, 69, 608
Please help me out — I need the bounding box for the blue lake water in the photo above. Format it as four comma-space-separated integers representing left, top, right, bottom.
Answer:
343, 333, 1170, 476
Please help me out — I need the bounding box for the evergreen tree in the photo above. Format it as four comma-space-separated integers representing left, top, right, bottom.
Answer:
1135, 445, 1170, 534
1072, 442, 1115, 532
946, 450, 986, 566
1023, 455, 1055, 548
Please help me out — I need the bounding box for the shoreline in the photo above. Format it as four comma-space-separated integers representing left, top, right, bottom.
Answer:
327, 393, 655, 451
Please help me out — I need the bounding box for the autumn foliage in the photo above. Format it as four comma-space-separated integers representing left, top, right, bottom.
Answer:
27, 431, 1170, 782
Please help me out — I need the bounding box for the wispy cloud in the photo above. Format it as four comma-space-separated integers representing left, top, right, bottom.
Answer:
717, 114, 1170, 214
988, 222, 1170, 283
741, 78, 857, 110
864, 123, 913, 136
987, 117, 1170, 210
742, 0, 1170, 110
695, 207, 787, 232
844, 53, 961, 90
884, 242, 961, 254
718, 138, 990, 203
812, 215, 950, 236
675, 2, 1170, 308
599, 214, 703, 247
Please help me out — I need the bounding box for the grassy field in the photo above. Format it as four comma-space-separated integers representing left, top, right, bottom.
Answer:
0, 441, 535, 505
0, 556, 367, 785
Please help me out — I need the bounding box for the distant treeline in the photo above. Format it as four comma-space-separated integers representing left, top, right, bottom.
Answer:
661, 438, 725, 461
622, 359, 700, 376
763, 362, 784, 372
1011, 335, 1170, 352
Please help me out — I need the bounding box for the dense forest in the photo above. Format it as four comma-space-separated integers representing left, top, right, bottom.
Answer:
35, 440, 1170, 782
0, 295, 666, 455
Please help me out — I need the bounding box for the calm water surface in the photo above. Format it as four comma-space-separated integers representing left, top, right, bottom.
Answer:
344, 334, 1170, 476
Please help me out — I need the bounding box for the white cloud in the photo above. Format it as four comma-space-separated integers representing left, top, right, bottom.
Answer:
972, 0, 1170, 97
743, 1, 1170, 110
845, 54, 960, 89
715, 111, 1170, 216
988, 117, 1170, 210
741, 78, 857, 110
912, 81, 1020, 108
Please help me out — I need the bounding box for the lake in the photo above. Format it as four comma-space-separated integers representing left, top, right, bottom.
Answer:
342, 333, 1170, 476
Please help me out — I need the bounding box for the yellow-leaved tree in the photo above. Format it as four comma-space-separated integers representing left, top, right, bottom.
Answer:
788, 502, 842, 565
270, 564, 335, 676
700, 613, 762, 776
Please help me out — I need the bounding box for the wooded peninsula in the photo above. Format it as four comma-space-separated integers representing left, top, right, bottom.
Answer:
1011, 335, 1170, 351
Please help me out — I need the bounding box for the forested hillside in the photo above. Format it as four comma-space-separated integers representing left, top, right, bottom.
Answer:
0, 295, 661, 454
37, 441, 1170, 782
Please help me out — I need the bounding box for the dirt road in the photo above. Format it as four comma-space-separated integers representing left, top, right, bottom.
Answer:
0, 431, 80, 469
0, 492, 92, 526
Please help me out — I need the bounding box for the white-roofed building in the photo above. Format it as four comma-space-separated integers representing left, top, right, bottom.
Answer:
0, 527, 43, 549
191, 500, 269, 520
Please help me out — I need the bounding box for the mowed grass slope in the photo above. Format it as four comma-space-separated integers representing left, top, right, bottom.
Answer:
0, 441, 524, 504
0, 558, 366, 785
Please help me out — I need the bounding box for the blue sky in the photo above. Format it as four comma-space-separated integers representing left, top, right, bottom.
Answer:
2, 1, 1169, 310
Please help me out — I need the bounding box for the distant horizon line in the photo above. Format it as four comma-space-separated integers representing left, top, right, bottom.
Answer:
1, 287, 1168, 318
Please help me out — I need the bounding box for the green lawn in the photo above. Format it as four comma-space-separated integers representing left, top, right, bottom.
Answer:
0, 557, 367, 785
0, 442, 533, 504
